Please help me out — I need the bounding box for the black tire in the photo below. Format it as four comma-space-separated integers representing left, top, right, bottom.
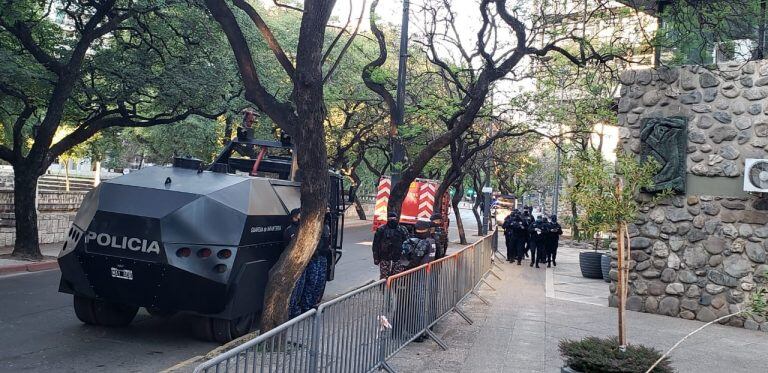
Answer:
191, 316, 214, 342
212, 313, 256, 344
73, 296, 98, 325
579, 251, 604, 279
601, 254, 612, 283
73, 296, 138, 327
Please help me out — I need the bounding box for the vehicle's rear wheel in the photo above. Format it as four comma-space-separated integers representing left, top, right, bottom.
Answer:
191, 316, 215, 341
73, 296, 139, 326
191, 313, 257, 343
212, 313, 256, 343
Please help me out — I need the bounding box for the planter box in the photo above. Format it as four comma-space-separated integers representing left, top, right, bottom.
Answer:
579, 251, 604, 279
601, 253, 611, 282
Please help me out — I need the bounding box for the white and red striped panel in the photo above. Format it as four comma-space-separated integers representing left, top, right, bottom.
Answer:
372, 176, 444, 231
417, 181, 436, 220
373, 177, 391, 230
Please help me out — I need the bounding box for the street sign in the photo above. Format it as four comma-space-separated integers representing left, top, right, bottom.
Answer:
482, 186, 493, 193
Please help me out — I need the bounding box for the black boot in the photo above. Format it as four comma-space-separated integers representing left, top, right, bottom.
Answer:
529, 261, 534, 267
553, 260, 557, 266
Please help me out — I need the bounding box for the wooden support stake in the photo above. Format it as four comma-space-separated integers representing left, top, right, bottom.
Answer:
616, 178, 627, 349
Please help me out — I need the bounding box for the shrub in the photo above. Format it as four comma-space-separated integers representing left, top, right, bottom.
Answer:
559, 336, 674, 373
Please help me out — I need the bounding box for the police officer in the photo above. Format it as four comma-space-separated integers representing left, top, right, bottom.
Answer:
502, 212, 516, 262
399, 220, 435, 342
544, 214, 563, 267
511, 213, 528, 265
285, 208, 331, 318
372, 212, 410, 279
521, 208, 534, 258
400, 220, 436, 269
528, 215, 547, 268
430, 213, 448, 260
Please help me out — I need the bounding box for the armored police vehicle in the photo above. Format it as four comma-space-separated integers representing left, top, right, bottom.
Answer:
58, 123, 344, 343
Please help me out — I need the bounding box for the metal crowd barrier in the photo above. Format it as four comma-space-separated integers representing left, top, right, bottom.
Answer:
195, 232, 500, 373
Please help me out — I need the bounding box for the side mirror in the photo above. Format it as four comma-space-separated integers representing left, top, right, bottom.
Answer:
347, 185, 357, 203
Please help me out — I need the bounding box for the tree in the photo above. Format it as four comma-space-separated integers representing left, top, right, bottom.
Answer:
0, 0, 238, 258
363, 0, 629, 218
203, 0, 367, 331
567, 150, 664, 348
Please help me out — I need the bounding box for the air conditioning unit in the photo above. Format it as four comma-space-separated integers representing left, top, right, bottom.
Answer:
744, 158, 768, 192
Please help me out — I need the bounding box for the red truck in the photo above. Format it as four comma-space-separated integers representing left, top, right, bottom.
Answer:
372, 176, 450, 232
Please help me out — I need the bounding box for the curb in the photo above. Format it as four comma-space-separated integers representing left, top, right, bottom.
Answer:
0, 260, 58, 276
344, 219, 372, 228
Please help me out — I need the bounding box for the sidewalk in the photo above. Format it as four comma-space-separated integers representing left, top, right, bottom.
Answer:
389, 243, 768, 373
0, 242, 61, 276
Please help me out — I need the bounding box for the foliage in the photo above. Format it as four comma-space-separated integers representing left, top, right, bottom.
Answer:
747, 270, 768, 318
657, 0, 766, 65
566, 150, 666, 240
559, 336, 674, 373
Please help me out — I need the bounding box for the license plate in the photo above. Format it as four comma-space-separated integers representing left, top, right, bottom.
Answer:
110, 267, 133, 280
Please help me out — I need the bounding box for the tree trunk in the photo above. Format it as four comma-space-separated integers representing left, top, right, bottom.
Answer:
434, 166, 459, 215
570, 199, 579, 240
64, 159, 70, 192
353, 197, 367, 220
350, 172, 366, 220
11, 166, 43, 260
256, 0, 334, 333
472, 195, 482, 236
94, 161, 101, 187
452, 182, 467, 244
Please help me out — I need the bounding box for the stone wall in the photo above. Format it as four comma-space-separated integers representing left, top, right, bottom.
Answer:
0, 191, 86, 246
615, 62, 768, 332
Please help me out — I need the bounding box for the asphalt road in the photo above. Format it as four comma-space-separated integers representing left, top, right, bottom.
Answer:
0, 209, 481, 372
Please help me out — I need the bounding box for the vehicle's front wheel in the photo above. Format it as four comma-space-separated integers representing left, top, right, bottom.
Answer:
73, 296, 139, 327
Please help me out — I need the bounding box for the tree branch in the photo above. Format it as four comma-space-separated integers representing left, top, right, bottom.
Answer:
205, 0, 297, 135
361, 0, 396, 125
323, 0, 366, 83
0, 18, 63, 74
232, 0, 296, 80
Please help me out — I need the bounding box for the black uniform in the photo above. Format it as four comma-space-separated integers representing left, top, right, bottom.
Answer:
544, 216, 563, 266
372, 221, 410, 278
528, 218, 547, 268
522, 211, 534, 258
510, 215, 528, 265
502, 214, 516, 261
431, 221, 448, 260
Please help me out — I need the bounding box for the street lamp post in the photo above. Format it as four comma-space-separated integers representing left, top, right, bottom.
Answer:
553, 144, 561, 216
391, 0, 410, 187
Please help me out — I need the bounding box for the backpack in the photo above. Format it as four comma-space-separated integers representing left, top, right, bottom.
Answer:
400, 238, 430, 268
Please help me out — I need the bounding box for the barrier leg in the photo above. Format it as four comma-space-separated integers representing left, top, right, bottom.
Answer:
469, 289, 490, 305
453, 306, 474, 325
425, 329, 448, 351
493, 251, 507, 262
480, 278, 496, 291
492, 261, 504, 273
488, 268, 502, 280
380, 361, 397, 373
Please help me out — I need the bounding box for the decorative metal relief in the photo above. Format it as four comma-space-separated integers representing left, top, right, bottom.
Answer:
640, 116, 688, 193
